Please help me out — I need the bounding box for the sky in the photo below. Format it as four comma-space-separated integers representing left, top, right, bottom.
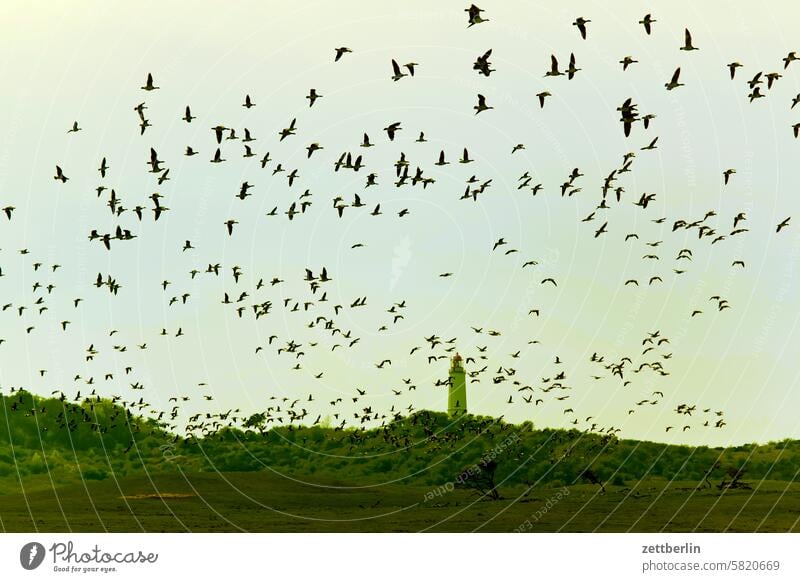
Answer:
0, 0, 799, 447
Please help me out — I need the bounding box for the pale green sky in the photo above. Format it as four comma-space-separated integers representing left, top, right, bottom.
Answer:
0, 1, 799, 447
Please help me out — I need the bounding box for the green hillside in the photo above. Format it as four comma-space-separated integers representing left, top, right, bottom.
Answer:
1, 389, 798, 496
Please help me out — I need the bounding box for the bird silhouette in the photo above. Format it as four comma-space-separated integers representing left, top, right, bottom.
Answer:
334, 47, 352, 62
665, 68, 684, 90
573, 17, 590, 40
474, 94, 493, 114
639, 13, 656, 35
465, 4, 488, 27
141, 73, 159, 91
680, 29, 699, 51
391, 59, 408, 82
306, 89, 322, 107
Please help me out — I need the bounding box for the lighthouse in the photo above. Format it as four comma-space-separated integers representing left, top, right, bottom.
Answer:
447, 353, 467, 416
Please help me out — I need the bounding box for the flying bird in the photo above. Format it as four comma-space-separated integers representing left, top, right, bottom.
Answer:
210, 148, 226, 163
665, 68, 683, 90
594, 222, 608, 238
334, 47, 352, 61
306, 89, 322, 107
639, 13, 656, 35
620, 56, 638, 71
466, 4, 488, 27
141, 73, 159, 91
545, 55, 563, 77
391, 59, 408, 82
727, 62, 743, 80
384, 122, 402, 141
474, 94, 493, 114
536, 91, 551, 108
54, 165, 68, 182
723, 169, 736, 184
473, 49, 494, 76
573, 17, 590, 40
680, 29, 698, 51
567, 53, 580, 79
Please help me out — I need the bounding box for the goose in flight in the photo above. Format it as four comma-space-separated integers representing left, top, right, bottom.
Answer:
474, 49, 494, 76
765, 72, 782, 89
303, 145, 325, 165
665, 68, 683, 90
680, 29, 698, 51
749, 87, 764, 102
545, 55, 563, 77
210, 148, 226, 163
391, 59, 408, 81
279, 118, 297, 141
474, 94, 493, 114
573, 17, 590, 40
306, 89, 322, 107
384, 122, 402, 141
638, 13, 655, 35
727, 62, 743, 80
566, 53, 580, 79
54, 165, 68, 182
641, 137, 658, 150
465, 4, 488, 27
594, 221, 608, 238
141, 73, 159, 91
334, 47, 352, 61
723, 169, 736, 184
536, 91, 551, 108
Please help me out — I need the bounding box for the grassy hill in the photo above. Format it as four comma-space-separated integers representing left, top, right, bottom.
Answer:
2, 389, 799, 492
1, 389, 799, 531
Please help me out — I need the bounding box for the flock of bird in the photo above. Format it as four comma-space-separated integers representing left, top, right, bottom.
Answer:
0, 4, 796, 449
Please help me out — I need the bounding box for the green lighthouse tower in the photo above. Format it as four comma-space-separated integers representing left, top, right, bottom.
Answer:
447, 353, 467, 416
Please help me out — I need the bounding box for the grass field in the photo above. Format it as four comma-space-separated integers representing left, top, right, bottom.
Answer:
2, 393, 798, 532
1, 471, 798, 532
